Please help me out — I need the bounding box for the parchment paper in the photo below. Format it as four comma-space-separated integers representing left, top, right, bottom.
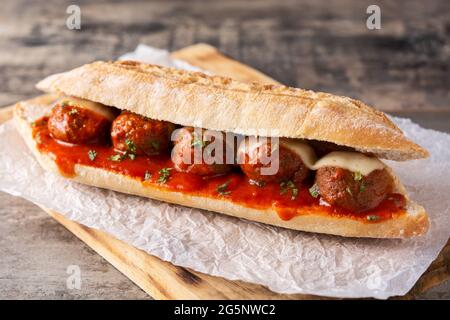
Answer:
0, 45, 449, 299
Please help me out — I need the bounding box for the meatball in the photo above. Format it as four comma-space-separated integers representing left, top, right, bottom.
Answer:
315, 167, 393, 212
111, 111, 176, 156
171, 127, 234, 176
48, 103, 111, 144
237, 137, 310, 184
308, 140, 355, 158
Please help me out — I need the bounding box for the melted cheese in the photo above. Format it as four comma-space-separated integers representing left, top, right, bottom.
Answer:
237, 137, 270, 158
312, 151, 385, 175
279, 138, 317, 168
240, 137, 385, 175
58, 96, 116, 121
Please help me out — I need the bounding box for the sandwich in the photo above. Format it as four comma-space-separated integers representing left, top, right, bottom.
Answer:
13, 60, 429, 238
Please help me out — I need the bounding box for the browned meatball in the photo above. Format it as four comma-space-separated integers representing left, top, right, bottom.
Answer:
111, 111, 176, 156
48, 104, 111, 144
315, 167, 393, 212
308, 140, 355, 158
237, 137, 310, 184
171, 127, 234, 176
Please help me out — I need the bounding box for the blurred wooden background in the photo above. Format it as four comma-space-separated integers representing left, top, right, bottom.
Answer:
0, 0, 449, 299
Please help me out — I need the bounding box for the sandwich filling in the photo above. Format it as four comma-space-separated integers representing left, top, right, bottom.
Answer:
30, 96, 406, 223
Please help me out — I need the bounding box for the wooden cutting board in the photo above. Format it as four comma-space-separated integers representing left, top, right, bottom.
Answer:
1, 43, 449, 299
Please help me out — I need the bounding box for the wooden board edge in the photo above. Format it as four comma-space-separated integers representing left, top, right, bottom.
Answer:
171, 43, 280, 84
45, 209, 323, 300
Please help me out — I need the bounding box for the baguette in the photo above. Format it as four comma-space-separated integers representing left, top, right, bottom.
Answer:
36, 60, 428, 161
13, 95, 429, 238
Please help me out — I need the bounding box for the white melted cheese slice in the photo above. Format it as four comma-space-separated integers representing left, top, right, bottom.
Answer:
57, 96, 116, 121
279, 138, 317, 168
279, 139, 385, 175
312, 151, 385, 175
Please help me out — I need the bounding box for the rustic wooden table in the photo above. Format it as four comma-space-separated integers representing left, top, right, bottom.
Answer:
0, 0, 449, 299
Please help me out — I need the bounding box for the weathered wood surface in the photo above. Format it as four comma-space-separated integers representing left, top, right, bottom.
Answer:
1, 0, 449, 125
0, 0, 449, 299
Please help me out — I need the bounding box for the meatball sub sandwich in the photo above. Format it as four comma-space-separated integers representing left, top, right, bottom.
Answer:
14, 61, 429, 238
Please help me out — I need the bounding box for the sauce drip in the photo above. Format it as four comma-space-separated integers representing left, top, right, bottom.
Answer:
32, 117, 406, 223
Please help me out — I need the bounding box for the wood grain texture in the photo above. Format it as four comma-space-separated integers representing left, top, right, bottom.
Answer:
0, 0, 448, 119
1, 43, 449, 299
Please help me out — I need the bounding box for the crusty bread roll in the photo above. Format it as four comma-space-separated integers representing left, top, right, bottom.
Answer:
14, 94, 429, 238
36, 60, 428, 161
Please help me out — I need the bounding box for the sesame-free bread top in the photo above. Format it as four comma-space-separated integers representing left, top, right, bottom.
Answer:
36, 60, 428, 161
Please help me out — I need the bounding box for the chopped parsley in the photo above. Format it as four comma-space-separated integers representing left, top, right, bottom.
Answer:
346, 187, 353, 196
109, 154, 124, 162
108, 139, 137, 162
30, 121, 36, 127
125, 139, 137, 154
309, 184, 320, 198
144, 171, 151, 181
366, 215, 380, 221
88, 150, 97, 161
216, 181, 232, 196
353, 171, 366, 193
291, 187, 299, 200
157, 168, 173, 184
191, 138, 207, 148
109, 152, 135, 162
359, 181, 366, 193
151, 140, 160, 151
280, 180, 299, 200
353, 171, 362, 181
191, 131, 208, 148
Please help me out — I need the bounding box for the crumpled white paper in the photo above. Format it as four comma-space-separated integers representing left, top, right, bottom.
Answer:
0, 45, 449, 299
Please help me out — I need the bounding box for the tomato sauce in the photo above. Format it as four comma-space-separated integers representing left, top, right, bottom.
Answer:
32, 117, 406, 223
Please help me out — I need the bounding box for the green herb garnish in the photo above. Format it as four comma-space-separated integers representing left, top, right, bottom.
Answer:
359, 181, 366, 193
309, 184, 320, 198
125, 139, 137, 154
291, 187, 299, 200
353, 171, 362, 181
61, 100, 74, 106
109, 154, 124, 162
30, 121, 36, 127
280, 180, 299, 200
88, 150, 97, 161
367, 215, 379, 221
279, 181, 288, 194
216, 181, 232, 196
157, 168, 173, 184
346, 187, 353, 196
151, 140, 160, 151
191, 139, 207, 148
191, 131, 208, 148
108, 139, 136, 162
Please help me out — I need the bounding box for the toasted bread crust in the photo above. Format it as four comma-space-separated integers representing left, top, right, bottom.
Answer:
13, 95, 429, 238
36, 61, 428, 161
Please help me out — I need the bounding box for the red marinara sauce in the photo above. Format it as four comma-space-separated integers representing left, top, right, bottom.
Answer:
31, 117, 406, 223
